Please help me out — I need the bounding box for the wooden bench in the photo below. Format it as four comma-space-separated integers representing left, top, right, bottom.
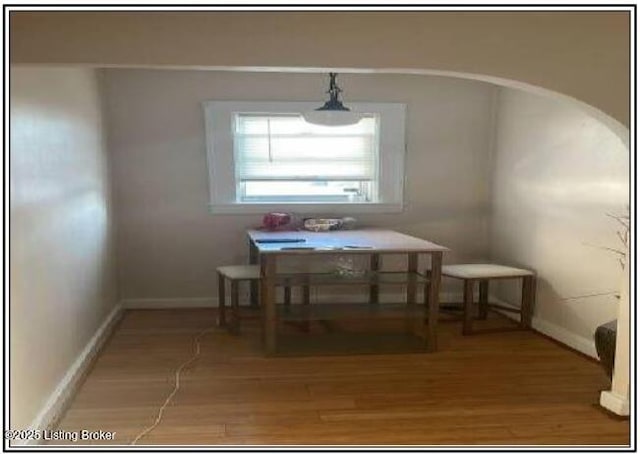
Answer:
428, 264, 536, 334
216, 265, 301, 334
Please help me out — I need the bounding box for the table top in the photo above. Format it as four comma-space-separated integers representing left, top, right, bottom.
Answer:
247, 228, 449, 255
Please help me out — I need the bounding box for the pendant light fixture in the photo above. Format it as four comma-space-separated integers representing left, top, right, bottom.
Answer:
302, 73, 363, 127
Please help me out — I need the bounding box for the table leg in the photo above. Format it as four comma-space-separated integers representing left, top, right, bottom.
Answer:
249, 239, 259, 307
302, 275, 311, 333
283, 284, 291, 312
261, 254, 277, 355
369, 253, 380, 304
424, 269, 432, 307
426, 252, 442, 351
406, 253, 418, 336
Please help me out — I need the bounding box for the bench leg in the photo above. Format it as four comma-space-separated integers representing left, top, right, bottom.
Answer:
249, 240, 259, 307
217, 272, 226, 327
463, 279, 475, 335
521, 275, 535, 329
230, 280, 240, 334
426, 253, 442, 352
479, 279, 489, 320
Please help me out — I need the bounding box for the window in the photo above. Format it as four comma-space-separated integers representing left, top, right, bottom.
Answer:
235, 114, 378, 203
203, 101, 406, 214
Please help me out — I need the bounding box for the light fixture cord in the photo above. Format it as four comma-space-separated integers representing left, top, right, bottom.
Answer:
327, 73, 343, 105
129, 326, 215, 445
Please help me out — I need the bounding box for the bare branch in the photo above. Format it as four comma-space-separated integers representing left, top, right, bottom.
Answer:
583, 242, 626, 257
606, 212, 630, 230
559, 291, 618, 301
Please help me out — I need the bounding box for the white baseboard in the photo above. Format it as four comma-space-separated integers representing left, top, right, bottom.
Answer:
21, 303, 124, 446
530, 316, 598, 358
490, 296, 598, 358
599, 390, 630, 416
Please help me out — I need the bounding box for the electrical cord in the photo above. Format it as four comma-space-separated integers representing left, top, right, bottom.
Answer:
130, 326, 215, 445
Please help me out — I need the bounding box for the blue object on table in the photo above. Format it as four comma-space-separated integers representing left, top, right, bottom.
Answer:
255, 238, 306, 244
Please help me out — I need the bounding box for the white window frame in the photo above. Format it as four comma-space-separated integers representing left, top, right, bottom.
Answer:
203, 100, 406, 214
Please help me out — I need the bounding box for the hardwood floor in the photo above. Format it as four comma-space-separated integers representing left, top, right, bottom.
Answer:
52, 308, 629, 446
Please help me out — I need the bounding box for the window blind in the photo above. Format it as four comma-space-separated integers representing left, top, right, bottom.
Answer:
233, 114, 377, 181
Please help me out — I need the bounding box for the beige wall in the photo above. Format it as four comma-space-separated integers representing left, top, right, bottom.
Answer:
10, 67, 117, 429
101, 69, 496, 300
489, 88, 629, 352
10, 11, 630, 128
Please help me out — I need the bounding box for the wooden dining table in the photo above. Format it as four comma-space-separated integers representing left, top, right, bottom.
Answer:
247, 228, 449, 355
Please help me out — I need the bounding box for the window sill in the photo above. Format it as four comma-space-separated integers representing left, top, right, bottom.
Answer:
208, 202, 404, 215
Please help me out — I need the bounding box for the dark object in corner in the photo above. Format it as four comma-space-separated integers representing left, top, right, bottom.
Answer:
595, 320, 617, 381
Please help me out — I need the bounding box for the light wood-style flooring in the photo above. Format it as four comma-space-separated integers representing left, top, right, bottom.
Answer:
53, 308, 629, 446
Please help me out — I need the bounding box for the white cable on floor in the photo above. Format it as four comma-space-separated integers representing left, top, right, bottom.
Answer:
130, 326, 215, 445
